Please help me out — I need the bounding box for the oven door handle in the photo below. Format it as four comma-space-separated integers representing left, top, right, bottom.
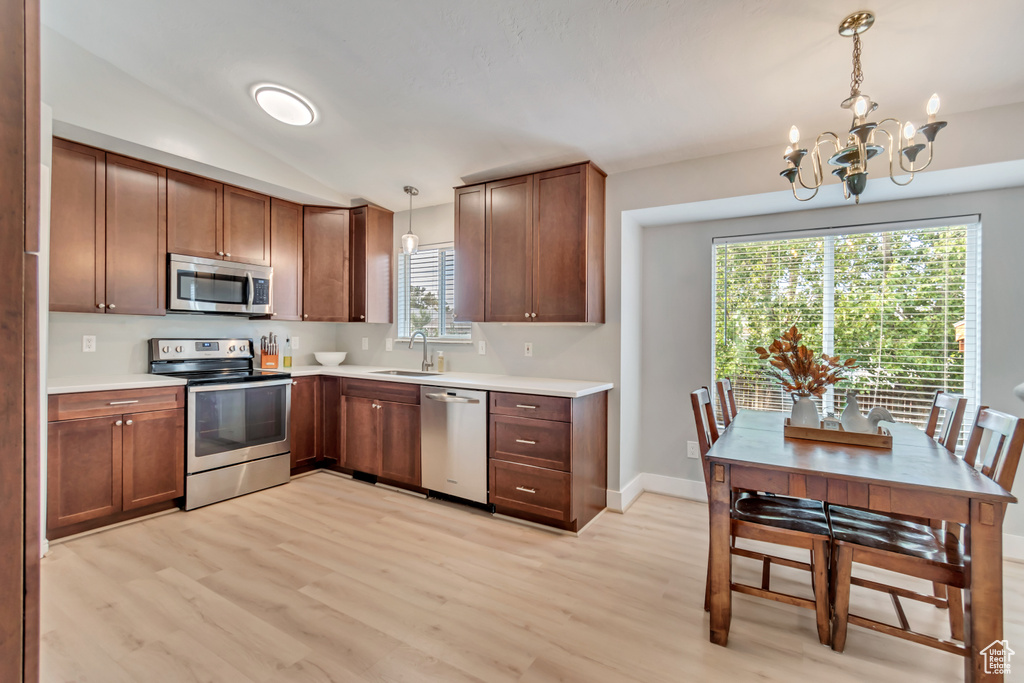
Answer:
246, 272, 255, 310
188, 378, 293, 393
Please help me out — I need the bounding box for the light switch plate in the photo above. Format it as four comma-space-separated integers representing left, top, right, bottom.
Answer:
291, 336, 300, 350
361, 337, 369, 351
687, 441, 699, 459
82, 335, 96, 352
524, 342, 533, 357
478, 340, 486, 355
385, 338, 393, 352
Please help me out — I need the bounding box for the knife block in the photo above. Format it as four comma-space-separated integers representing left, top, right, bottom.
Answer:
260, 354, 279, 369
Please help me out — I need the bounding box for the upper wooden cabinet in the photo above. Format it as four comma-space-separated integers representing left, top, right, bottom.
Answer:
166, 171, 270, 266
302, 207, 350, 322
350, 205, 394, 323
270, 198, 303, 321
455, 161, 605, 324
50, 139, 166, 316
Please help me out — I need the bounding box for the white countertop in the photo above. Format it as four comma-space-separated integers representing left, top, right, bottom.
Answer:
288, 365, 613, 398
48, 374, 187, 395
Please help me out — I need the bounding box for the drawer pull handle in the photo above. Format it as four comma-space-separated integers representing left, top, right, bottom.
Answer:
108, 400, 140, 405
515, 439, 536, 445
515, 486, 536, 494
515, 404, 537, 410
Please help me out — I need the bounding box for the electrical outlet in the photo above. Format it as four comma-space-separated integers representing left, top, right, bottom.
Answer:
524, 342, 533, 357
361, 337, 369, 351
82, 335, 96, 353
291, 336, 300, 350
478, 340, 486, 355
687, 441, 699, 459
385, 338, 393, 352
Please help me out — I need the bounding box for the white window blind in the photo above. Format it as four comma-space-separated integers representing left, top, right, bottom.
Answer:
712, 220, 981, 444
397, 243, 472, 340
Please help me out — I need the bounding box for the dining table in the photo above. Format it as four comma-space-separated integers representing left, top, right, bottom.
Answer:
705, 410, 1017, 682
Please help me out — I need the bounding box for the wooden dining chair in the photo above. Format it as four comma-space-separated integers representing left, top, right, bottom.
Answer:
691, 387, 832, 645
924, 391, 968, 452
829, 407, 1024, 656
716, 379, 739, 428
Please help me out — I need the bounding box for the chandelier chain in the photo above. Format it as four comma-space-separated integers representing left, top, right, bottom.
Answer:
849, 32, 864, 98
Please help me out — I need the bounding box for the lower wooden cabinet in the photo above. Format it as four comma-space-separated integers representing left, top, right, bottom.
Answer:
488, 391, 607, 532
289, 376, 320, 472
320, 377, 343, 466
339, 379, 420, 487
47, 387, 185, 539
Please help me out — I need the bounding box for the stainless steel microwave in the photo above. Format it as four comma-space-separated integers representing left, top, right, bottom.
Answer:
168, 254, 273, 315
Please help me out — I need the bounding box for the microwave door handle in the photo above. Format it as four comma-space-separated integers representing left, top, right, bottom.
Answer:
246, 272, 255, 309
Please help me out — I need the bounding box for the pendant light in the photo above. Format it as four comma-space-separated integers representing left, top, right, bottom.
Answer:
401, 186, 420, 255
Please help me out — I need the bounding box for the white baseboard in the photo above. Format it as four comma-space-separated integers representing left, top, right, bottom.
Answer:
607, 473, 1024, 564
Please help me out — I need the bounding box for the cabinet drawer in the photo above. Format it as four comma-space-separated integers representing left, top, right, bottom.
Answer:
342, 378, 420, 404
49, 386, 185, 421
490, 460, 571, 523
491, 415, 571, 472
490, 392, 570, 422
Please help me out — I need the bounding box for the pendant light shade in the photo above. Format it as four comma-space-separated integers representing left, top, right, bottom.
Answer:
402, 185, 419, 255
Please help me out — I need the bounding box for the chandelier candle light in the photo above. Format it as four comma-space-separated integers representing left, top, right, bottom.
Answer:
401, 185, 420, 255
780, 11, 948, 203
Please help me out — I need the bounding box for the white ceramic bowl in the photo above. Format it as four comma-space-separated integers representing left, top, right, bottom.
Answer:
314, 351, 348, 366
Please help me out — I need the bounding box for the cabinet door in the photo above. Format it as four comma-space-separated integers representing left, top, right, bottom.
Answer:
122, 409, 184, 511
223, 185, 271, 266
47, 416, 122, 530
166, 169, 223, 260
342, 396, 379, 474
453, 184, 485, 322
485, 175, 534, 322
379, 401, 420, 487
270, 198, 303, 321
320, 376, 343, 465
50, 139, 105, 313
290, 377, 320, 471
349, 207, 366, 322
302, 207, 350, 321
364, 206, 394, 324
533, 165, 587, 322
105, 154, 166, 316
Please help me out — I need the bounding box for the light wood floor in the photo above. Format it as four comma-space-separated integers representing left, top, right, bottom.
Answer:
40, 473, 1024, 682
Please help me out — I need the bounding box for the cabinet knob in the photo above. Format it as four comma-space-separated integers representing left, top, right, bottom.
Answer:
303, 314, 308, 319
225, 253, 231, 258
531, 313, 537, 318
524, 313, 530, 318
115, 420, 123, 426
292, 381, 298, 385
217, 251, 225, 256
360, 315, 365, 320
125, 419, 133, 426
96, 303, 105, 309
108, 304, 116, 310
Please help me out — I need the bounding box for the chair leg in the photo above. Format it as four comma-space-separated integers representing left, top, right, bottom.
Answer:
811, 538, 831, 646
930, 521, 947, 603
947, 585, 964, 641
831, 543, 854, 653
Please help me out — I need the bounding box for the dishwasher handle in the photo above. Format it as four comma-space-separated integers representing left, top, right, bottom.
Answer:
424, 392, 480, 404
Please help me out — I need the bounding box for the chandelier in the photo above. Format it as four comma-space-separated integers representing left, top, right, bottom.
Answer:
780, 12, 947, 203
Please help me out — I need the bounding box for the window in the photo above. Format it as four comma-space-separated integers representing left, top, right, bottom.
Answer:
712, 217, 981, 443
397, 243, 472, 340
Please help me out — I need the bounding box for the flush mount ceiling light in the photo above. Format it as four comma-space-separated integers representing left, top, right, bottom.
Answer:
253, 84, 315, 126
781, 11, 947, 204
401, 186, 420, 255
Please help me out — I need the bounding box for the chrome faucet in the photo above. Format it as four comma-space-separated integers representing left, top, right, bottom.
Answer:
409, 330, 433, 372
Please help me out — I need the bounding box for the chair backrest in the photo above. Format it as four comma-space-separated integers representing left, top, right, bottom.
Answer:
716, 378, 738, 428
963, 406, 1024, 493
924, 391, 967, 453
691, 387, 720, 492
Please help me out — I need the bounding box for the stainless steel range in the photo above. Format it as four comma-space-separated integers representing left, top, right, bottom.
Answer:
150, 338, 291, 510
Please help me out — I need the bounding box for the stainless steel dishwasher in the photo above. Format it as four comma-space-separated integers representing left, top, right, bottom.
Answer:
420, 386, 488, 504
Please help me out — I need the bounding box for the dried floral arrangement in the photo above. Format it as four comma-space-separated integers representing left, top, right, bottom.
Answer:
755, 325, 856, 397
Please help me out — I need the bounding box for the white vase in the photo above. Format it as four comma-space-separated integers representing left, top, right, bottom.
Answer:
790, 393, 820, 428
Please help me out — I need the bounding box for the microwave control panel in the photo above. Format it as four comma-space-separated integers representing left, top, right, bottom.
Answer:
252, 278, 270, 306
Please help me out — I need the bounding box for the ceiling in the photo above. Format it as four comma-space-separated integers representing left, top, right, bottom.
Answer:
40, 0, 1024, 210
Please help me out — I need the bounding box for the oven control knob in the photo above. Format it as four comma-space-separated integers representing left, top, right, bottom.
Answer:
228, 345, 236, 352
161, 345, 170, 353
238, 343, 247, 352
175, 345, 184, 353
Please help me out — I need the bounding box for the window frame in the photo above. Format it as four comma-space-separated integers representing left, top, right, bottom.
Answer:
396, 241, 473, 343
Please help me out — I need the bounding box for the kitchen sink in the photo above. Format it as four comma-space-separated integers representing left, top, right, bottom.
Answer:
370, 370, 440, 377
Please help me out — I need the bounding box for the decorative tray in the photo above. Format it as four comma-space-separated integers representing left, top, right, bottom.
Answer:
783, 418, 892, 449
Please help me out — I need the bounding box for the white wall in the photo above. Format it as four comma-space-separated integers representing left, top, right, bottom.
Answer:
639, 186, 1024, 536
